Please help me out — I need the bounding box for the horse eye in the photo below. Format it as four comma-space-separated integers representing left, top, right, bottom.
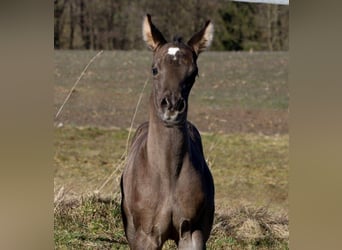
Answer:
152, 67, 158, 76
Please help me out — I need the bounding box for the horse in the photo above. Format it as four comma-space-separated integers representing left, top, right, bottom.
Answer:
120, 14, 215, 249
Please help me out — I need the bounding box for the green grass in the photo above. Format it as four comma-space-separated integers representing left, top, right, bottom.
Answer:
54, 196, 127, 249
194, 54, 289, 109
54, 127, 128, 195
204, 132, 288, 212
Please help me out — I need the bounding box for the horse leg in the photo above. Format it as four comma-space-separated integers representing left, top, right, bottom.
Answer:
191, 230, 205, 250
178, 219, 205, 250
178, 230, 205, 250
177, 227, 191, 249
130, 229, 163, 250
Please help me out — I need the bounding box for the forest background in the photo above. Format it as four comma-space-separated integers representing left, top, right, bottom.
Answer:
54, 0, 289, 51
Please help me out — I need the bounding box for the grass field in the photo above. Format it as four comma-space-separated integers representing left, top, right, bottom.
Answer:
54, 50, 289, 249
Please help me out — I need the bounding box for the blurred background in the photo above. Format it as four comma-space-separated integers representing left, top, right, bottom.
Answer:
54, 0, 288, 51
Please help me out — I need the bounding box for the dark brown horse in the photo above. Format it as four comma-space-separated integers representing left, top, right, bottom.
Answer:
121, 14, 215, 249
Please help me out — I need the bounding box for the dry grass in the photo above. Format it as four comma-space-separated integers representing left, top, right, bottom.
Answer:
215, 206, 288, 243
54, 192, 288, 249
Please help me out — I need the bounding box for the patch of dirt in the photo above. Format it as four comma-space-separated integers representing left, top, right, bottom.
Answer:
189, 107, 288, 135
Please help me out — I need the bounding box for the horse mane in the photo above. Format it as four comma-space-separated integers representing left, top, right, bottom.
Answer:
173, 36, 183, 44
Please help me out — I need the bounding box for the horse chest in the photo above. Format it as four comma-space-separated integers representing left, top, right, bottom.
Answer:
173, 163, 206, 219
131, 162, 205, 231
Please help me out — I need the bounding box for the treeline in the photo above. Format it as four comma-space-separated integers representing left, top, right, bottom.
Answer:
54, 0, 288, 51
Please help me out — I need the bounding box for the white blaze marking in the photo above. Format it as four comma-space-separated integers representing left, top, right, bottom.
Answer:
167, 47, 180, 60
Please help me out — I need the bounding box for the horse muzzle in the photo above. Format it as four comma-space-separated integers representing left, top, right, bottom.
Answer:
159, 96, 187, 126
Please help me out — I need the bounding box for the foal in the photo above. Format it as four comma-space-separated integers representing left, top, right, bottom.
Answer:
121, 14, 215, 249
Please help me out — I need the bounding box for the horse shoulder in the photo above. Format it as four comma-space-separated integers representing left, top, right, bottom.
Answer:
187, 121, 205, 155
123, 122, 149, 196
186, 121, 215, 197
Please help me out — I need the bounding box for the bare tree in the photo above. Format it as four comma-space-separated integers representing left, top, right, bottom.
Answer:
68, 1, 75, 49
54, 0, 288, 51
54, 0, 68, 49
79, 0, 91, 49
256, 4, 288, 51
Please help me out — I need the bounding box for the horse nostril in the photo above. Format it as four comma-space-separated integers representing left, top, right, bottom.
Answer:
176, 99, 186, 112
161, 97, 185, 112
161, 98, 169, 109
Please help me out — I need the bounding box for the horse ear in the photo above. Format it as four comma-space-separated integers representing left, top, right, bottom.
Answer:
142, 14, 167, 51
187, 20, 214, 55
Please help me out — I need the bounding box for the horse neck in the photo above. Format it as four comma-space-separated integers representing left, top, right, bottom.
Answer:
147, 94, 188, 175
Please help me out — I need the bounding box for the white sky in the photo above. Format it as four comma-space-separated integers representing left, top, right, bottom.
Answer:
231, 0, 289, 5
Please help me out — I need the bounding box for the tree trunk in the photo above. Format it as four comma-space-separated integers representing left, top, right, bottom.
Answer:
54, 0, 68, 49
80, 0, 91, 49
267, 5, 273, 51
69, 1, 75, 49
